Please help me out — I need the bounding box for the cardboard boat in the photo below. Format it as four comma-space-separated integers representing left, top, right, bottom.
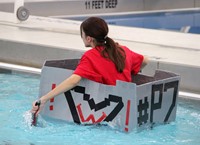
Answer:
39, 59, 180, 132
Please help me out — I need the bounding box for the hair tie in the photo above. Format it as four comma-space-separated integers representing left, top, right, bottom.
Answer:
104, 35, 108, 40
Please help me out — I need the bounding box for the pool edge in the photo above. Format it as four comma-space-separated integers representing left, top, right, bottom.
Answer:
0, 62, 41, 75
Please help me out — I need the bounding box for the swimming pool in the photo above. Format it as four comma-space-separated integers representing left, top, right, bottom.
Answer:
65, 9, 200, 34
0, 72, 200, 145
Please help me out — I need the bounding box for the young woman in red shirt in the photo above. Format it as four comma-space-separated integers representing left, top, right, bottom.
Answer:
31, 17, 148, 116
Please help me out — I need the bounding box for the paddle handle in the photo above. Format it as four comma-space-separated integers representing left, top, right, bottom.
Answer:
31, 100, 41, 126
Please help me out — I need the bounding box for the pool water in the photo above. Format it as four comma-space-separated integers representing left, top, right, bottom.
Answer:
66, 9, 200, 34
0, 72, 200, 145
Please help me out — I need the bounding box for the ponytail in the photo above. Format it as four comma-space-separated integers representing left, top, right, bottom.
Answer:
101, 37, 126, 73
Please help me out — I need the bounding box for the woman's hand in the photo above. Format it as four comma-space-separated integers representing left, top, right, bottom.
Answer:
31, 98, 46, 117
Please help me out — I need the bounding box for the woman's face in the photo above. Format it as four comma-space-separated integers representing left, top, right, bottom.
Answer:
81, 29, 92, 47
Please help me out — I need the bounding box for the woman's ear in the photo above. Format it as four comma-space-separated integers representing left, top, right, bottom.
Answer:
86, 36, 93, 42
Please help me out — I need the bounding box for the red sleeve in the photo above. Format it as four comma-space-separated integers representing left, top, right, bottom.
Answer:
131, 51, 144, 75
73, 54, 103, 83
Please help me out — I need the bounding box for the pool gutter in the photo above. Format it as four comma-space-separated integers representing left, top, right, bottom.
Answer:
0, 62, 41, 75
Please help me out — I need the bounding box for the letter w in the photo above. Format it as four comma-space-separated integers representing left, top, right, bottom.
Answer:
77, 104, 107, 123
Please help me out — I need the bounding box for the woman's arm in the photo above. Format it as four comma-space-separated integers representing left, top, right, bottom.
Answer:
141, 56, 148, 70
32, 74, 82, 115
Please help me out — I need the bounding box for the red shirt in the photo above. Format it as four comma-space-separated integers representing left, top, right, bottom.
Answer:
74, 46, 144, 85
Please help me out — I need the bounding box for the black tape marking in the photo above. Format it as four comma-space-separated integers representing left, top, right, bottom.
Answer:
65, 86, 124, 123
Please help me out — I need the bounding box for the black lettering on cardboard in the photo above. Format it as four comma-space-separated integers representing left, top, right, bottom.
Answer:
150, 83, 163, 123
164, 81, 179, 122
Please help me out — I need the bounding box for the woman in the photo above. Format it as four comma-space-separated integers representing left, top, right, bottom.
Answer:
31, 17, 148, 115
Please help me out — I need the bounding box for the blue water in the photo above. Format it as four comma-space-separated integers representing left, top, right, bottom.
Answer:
65, 9, 200, 34
0, 72, 200, 145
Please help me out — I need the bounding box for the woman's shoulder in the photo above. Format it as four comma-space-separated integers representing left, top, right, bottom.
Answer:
119, 45, 131, 52
83, 48, 95, 55
120, 45, 142, 57
82, 47, 101, 60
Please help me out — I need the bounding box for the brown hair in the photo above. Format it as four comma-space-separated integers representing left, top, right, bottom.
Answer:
80, 17, 126, 72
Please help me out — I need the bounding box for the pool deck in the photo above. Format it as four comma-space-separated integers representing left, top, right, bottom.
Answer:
0, 15, 200, 99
